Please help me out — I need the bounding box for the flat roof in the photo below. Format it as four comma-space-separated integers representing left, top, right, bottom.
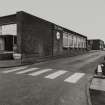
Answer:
19, 11, 87, 38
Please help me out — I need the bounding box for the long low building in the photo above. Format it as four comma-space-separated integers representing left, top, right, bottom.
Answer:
87, 39, 104, 50
0, 11, 87, 63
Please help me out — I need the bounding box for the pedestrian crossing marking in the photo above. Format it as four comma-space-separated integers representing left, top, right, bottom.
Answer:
28, 69, 53, 76
2, 66, 28, 73
64, 73, 85, 83
45, 70, 68, 79
16, 68, 39, 74
1, 66, 86, 84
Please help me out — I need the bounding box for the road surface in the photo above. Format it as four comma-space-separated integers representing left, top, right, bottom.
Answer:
0, 51, 105, 105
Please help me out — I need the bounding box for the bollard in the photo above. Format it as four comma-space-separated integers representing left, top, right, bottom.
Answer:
97, 65, 103, 76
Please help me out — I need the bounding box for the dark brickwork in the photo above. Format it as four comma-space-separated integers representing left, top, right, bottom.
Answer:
18, 12, 53, 63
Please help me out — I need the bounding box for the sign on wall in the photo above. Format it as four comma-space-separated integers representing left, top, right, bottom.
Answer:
56, 32, 61, 40
1, 24, 17, 35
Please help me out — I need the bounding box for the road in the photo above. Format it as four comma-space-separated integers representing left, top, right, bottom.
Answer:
0, 51, 105, 105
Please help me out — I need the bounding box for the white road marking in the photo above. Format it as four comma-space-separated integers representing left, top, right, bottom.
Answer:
45, 70, 68, 79
64, 73, 85, 83
28, 69, 53, 76
16, 68, 39, 74
2, 66, 28, 73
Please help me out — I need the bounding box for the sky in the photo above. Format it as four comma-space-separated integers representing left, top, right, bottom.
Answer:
0, 0, 105, 41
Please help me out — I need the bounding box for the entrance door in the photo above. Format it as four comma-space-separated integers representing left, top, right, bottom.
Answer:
5, 35, 13, 51
3, 35, 17, 52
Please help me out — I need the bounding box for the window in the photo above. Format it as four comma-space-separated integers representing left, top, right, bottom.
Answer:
0, 26, 2, 35
63, 32, 68, 47
78, 37, 81, 48
82, 38, 84, 48
83, 39, 84, 48
63, 32, 86, 49
77, 37, 80, 48
84, 39, 86, 48
76, 36, 78, 48
68, 34, 73, 47
80, 38, 82, 48
73, 36, 77, 48
0, 24, 17, 35
82, 38, 86, 48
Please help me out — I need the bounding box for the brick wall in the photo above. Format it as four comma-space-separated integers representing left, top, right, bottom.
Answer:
18, 12, 53, 62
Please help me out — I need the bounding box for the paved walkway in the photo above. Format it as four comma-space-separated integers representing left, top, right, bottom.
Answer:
0, 60, 21, 68
0, 50, 102, 68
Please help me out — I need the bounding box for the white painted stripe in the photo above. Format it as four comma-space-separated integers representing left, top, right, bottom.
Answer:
2, 66, 28, 73
28, 69, 53, 76
64, 73, 85, 83
16, 68, 39, 74
45, 70, 67, 79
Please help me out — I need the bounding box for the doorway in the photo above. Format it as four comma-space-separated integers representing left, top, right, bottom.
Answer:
4, 35, 17, 52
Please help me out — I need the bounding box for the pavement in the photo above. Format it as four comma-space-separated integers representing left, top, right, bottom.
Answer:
0, 59, 21, 68
0, 50, 101, 68
0, 51, 105, 105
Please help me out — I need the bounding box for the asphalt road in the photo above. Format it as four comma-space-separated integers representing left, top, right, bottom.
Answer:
0, 51, 105, 105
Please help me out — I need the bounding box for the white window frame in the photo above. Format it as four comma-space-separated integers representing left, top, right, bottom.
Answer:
1, 24, 17, 36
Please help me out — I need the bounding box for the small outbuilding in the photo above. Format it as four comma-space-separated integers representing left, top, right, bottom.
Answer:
87, 39, 104, 51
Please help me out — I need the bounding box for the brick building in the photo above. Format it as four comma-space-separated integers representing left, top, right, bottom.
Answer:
0, 11, 87, 64
87, 39, 104, 50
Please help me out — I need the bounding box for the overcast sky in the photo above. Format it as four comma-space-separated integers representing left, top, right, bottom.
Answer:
0, 0, 105, 41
